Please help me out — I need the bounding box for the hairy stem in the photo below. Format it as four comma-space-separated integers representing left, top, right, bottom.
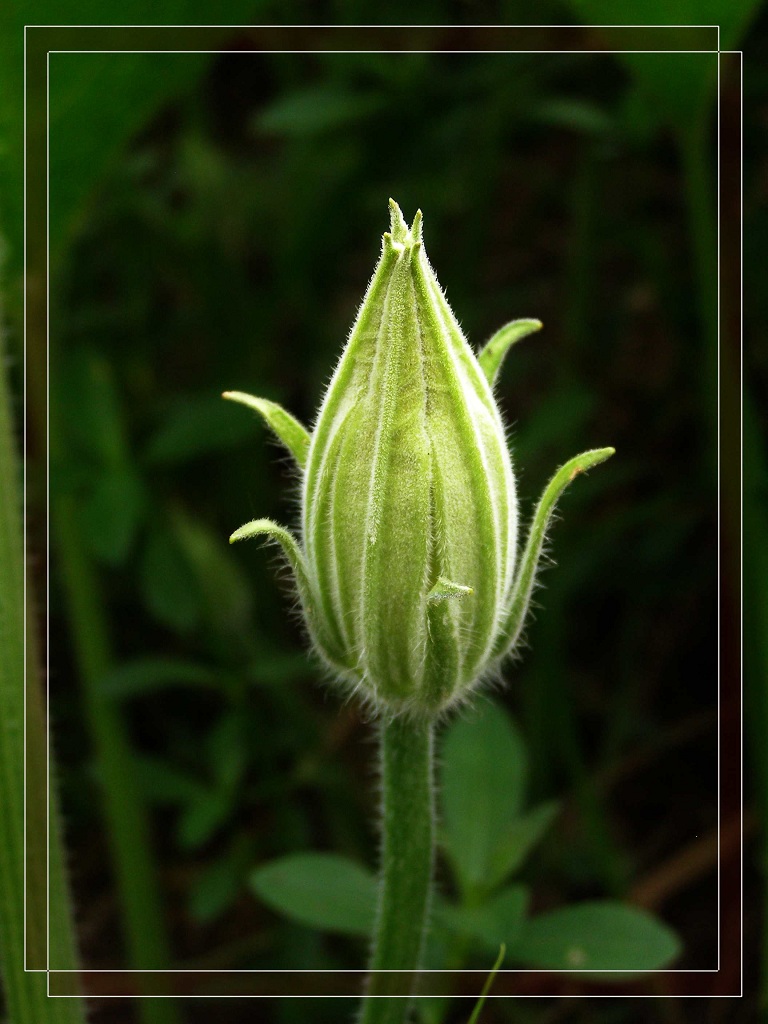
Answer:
0, 327, 84, 1022
359, 715, 435, 1024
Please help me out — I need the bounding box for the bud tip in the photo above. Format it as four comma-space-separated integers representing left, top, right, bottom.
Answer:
388, 198, 409, 243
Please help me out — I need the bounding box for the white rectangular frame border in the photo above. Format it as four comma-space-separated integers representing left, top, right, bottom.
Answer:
20, 18, 741, 999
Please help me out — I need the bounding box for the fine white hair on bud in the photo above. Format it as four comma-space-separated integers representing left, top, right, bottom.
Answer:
227, 200, 614, 717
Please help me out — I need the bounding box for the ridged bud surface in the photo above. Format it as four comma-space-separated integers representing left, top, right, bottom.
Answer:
302, 204, 516, 712
227, 200, 614, 717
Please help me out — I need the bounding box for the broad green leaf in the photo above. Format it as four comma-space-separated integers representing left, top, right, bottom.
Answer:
513, 901, 681, 975
250, 853, 377, 936
101, 657, 220, 699
438, 886, 528, 952
440, 702, 528, 896
485, 801, 559, 892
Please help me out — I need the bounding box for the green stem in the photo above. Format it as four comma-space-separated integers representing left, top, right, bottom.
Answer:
0, 327, 85, 1023
359, 714, 435, 1024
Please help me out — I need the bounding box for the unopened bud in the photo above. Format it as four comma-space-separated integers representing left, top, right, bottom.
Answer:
226, 201, 614, 716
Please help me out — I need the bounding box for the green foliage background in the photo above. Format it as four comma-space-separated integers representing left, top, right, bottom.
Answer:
1, 5, 765, 1024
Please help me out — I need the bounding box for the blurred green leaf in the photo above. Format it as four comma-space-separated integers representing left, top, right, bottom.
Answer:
140, 527, 201, 633
564, 12, 759, 129
171, 511, 253, 639
207, 712, 247, 792
248, 651, 312, 686
485, 801, 559, 892
101, 657, 219, 699
439, 886, 528, 952
513, 384, 594, 470
134, 755, 207, 806
620, 52, 717, 129
57, 347, 130, 466
532, 98, 613, 136
189, 837, 253, 924
440, 702, 528, 897
81, 467, 146, 565
49, 50, 209, 253
46, 9, 274, 259
512, 901, 681, 974
250, 853, 377, 936
177, 788, 234, 851
254, 87, 383, 137
145, 394, 258, 464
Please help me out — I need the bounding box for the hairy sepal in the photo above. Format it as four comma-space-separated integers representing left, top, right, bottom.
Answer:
229, 518, 347, 669
492, 447, 615, 660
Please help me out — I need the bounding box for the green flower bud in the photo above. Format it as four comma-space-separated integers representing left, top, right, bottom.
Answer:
226, 201, 614, 717
301, 201, 516, 712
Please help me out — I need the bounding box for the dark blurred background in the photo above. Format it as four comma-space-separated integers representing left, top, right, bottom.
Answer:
3, 8, 764, 1024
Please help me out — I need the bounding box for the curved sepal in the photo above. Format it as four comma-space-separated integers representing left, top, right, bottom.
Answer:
229, 518, 311, 583
477, 319, 543, 388
421, 577, 474, 709
427, 577, 473, 602
229, 518, 347, 669
223, 391, 310, 469
493, 447, 615, 660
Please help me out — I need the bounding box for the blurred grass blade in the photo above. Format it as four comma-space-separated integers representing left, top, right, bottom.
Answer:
0, 331, 85, 1022
467, 944, 506, 1024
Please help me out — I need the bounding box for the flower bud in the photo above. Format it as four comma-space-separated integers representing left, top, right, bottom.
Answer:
301, 201, 516, 713
226, 201, 614, 716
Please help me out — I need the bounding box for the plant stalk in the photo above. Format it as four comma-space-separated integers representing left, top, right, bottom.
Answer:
359, 714, 435, 1024
0, 325, 85, 1023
